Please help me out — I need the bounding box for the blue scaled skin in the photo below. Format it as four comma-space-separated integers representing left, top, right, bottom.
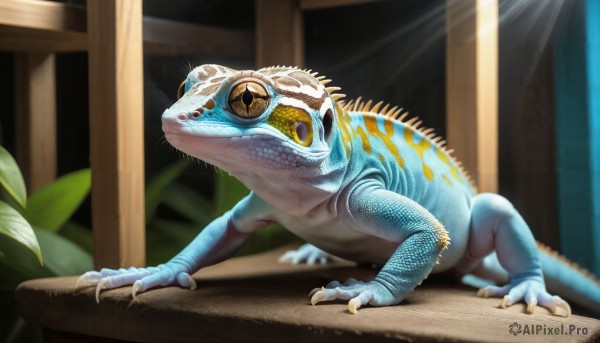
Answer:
78, 65, 600, 316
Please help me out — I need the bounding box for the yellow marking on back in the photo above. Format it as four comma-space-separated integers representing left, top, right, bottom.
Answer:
268, 105, 313, 147
378, 153, 385, 163
356, 126, 372, 153
404, 128, 434, 180
442, 175, 452, 186
436, 149, 464, 184
362, 115, 405, 168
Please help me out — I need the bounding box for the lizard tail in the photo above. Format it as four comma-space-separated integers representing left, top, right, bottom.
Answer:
537, 242, 600, 314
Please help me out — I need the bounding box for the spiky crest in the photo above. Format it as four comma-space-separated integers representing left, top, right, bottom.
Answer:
537, 242, 600, 286
340, 97, 477, 192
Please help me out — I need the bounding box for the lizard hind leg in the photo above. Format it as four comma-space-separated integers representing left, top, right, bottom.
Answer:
464, 193, 571, 317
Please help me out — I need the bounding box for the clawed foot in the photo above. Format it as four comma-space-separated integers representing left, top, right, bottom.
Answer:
279, 243, 331, 265
309, 278, 397, 314
76, 264, 196, 303
477, 279, 571, 317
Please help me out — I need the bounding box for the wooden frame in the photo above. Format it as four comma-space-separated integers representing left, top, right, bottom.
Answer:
446, 0, 499, 193
87, 0, 145, 268
14, 52, 57, 194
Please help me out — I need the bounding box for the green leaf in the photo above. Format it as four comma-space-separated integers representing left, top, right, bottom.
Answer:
146, 161, 190, 222
214, 171, 250, 216
151, 218, 198, 245
32, 227, 92, 276
162, 182, 214, 225
0, 146, 27, 209
0, 200, 42, 264
25, 169, 91, 232
60, 221, 93, 253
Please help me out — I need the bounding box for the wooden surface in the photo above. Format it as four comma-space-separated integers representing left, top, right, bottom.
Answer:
16, 246, 600, 343
446, 0, 499, 193
255, 0, 304, 68
87, 0, 145, 269
14, 52, 57, 194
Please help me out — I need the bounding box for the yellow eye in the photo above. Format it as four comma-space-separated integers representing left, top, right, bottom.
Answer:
228, 81, 269, 118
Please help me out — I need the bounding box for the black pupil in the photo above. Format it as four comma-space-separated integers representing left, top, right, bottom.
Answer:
242, 88, 254, 106
323, 109, 333, 138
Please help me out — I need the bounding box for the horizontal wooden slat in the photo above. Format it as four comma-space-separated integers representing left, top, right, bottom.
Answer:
0, 0, 86, 33
143, 17, 254, 56
300, 0, 379, 10
0, 2, 252, 55
0, 25, 87, 52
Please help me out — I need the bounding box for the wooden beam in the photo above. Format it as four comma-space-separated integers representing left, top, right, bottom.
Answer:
255, 0, 304, 68
87, 0, 145, 269
446, 0, 498, 193
0, 0, 86, 33
143, 17, 254, 56
0, 0, 86, 52
299, 0, 379, 11
14, 53, 57, 194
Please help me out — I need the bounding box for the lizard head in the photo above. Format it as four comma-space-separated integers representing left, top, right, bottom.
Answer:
162, 64, 347, 185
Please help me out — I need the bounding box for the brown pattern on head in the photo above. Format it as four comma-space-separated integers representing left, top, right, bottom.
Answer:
210, 77, 226, 83
199, 83, 221, 96
289, 71, 321, 91
273, 76, 302, 88
277, 88, 327, 110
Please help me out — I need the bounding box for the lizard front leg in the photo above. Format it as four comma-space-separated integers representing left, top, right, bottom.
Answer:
310, 184, 450, 313
77, 194, 271, 302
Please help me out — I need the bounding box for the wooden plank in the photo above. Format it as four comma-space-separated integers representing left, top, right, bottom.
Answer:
446, 0, 499, 193
0, 0, 86, 33
87, 0, 145, 269
0, 0, 86, 52
142, 17, 254, 56
15, 247, 600, 343
300, 0, 379, 11
14, 52, 57, 194
255, 0, 304, 68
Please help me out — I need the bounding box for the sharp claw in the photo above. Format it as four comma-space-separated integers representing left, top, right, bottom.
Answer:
187, 275, 197, 291
552, 299, 572, 317
308, 287, 321, 298
499, 295, 511, 309
95, 279, 109, 304
310, 287, 326, 306
526, 298, 537, 314
75, 275, 89, 289
132, 280, 142, 299
348, 298, 360, 314
477, 288, 490, 298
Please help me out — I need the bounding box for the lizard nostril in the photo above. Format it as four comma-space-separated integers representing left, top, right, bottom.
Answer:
178, 113, 188, 121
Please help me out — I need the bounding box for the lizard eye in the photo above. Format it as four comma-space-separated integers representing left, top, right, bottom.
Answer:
177, 80, 186, 99
228, 81, 269, 119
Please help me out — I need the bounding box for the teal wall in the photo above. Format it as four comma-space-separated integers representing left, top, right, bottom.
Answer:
555, 0, 600, 275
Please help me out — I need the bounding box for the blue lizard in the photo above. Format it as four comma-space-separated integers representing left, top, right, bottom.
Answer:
78, 64, 600, 316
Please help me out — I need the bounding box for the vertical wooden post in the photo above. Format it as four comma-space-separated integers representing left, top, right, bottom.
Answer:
446, 0, 498, 193
87, 0, 145, 269
14, 52, 57, 194
255, 0, 304, 68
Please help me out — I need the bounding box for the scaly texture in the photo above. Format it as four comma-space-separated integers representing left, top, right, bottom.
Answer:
78, 64, 600, 316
